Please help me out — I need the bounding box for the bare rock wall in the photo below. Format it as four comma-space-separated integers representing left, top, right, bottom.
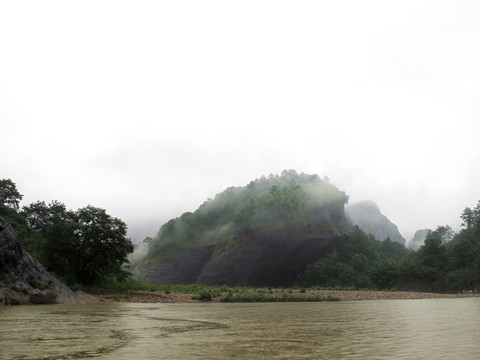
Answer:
0, 217, 80, 305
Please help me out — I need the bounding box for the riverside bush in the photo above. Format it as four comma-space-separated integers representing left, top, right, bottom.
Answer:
192, 289, 212, 301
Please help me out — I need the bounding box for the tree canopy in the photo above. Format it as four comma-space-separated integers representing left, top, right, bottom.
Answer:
38, 205, 134, 284
300, 226, 409, 289
0, 179, 133, 285
0, 178, 23, 211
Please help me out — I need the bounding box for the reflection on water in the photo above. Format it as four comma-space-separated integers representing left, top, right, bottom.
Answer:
1, 298, 479, 359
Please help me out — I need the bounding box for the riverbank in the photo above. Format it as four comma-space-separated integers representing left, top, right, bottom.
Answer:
86, 288, 479, 303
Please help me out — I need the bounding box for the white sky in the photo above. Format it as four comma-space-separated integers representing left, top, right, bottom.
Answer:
1, 1, 479, 242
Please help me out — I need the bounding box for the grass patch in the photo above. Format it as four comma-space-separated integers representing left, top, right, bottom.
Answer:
87, 276, 355, 303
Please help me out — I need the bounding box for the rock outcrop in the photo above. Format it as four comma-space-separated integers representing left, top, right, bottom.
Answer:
135, 171, 352, 287
135, 210, 348, 287
0, 216, 80, 305
346, 201, 406, 245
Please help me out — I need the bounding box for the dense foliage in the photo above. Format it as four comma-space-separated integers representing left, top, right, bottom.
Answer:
301, 202, 480, 292
398, 202, 480, 292
0, 179, 133, 285
144, 170, 349, 260
300, 227, 409, 289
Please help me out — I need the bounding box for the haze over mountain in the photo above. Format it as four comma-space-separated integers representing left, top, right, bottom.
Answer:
135, 171, 351, 286
346, 201, 406, 245
1, 2, 479, 243
134, 171, 412, 288
3, 169, 479, 293
407, 229, 430, 250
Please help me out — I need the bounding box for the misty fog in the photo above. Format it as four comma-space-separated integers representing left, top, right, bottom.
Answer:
1, 1, 479, 244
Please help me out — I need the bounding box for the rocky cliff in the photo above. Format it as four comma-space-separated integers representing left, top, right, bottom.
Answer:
346, 201, 406, 245
135, 171, 352, 286
0, 216, 80, 305
135, 208, 349, 287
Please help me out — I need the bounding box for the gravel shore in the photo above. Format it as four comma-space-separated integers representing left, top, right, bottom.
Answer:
303, 289, 479, 301
87, 289, 479, 303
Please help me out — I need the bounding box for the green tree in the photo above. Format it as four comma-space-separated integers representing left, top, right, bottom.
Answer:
460, 201, 480, 232
67, 206, 134, 284
0, 178, 23, 211
17, 200, 68, 264
22, 200, 67, 232
0, 178, 134, 286
45, 206, 134, 284
0, 179, 29, 241
380, 237, 411, 261
371, 260, 399, 290
351, 253, 368, 272
44, 216, 78, 280
442, 201, 480, 290
335, 262, 355, 286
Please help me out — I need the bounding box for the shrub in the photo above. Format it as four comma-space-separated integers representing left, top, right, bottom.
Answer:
192, 290, 212, 301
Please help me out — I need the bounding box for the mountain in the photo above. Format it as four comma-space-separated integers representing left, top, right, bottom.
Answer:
346, 201, 406, 245
0, 216, 80, 305
134, 170, 351, 286
407, 229, 430, 250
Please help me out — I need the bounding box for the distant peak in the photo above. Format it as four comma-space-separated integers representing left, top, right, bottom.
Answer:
346, 200, 405, 245
348, 200, 380, 212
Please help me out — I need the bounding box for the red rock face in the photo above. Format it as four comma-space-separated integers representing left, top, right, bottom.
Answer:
0, 217, 79, 305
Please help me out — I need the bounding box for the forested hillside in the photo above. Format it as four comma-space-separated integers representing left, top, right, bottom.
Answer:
143, 170, 349, 263
2, 173, 479, 293
135, 170, 408, 287
303, 202, 480, 292
136, 170, 351, 286
138, 171, 480, 291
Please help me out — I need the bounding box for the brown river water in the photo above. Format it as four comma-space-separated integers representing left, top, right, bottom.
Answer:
1, 298, 479, 359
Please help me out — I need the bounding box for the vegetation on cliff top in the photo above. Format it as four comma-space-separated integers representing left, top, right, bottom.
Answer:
143, 170, 349, 262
